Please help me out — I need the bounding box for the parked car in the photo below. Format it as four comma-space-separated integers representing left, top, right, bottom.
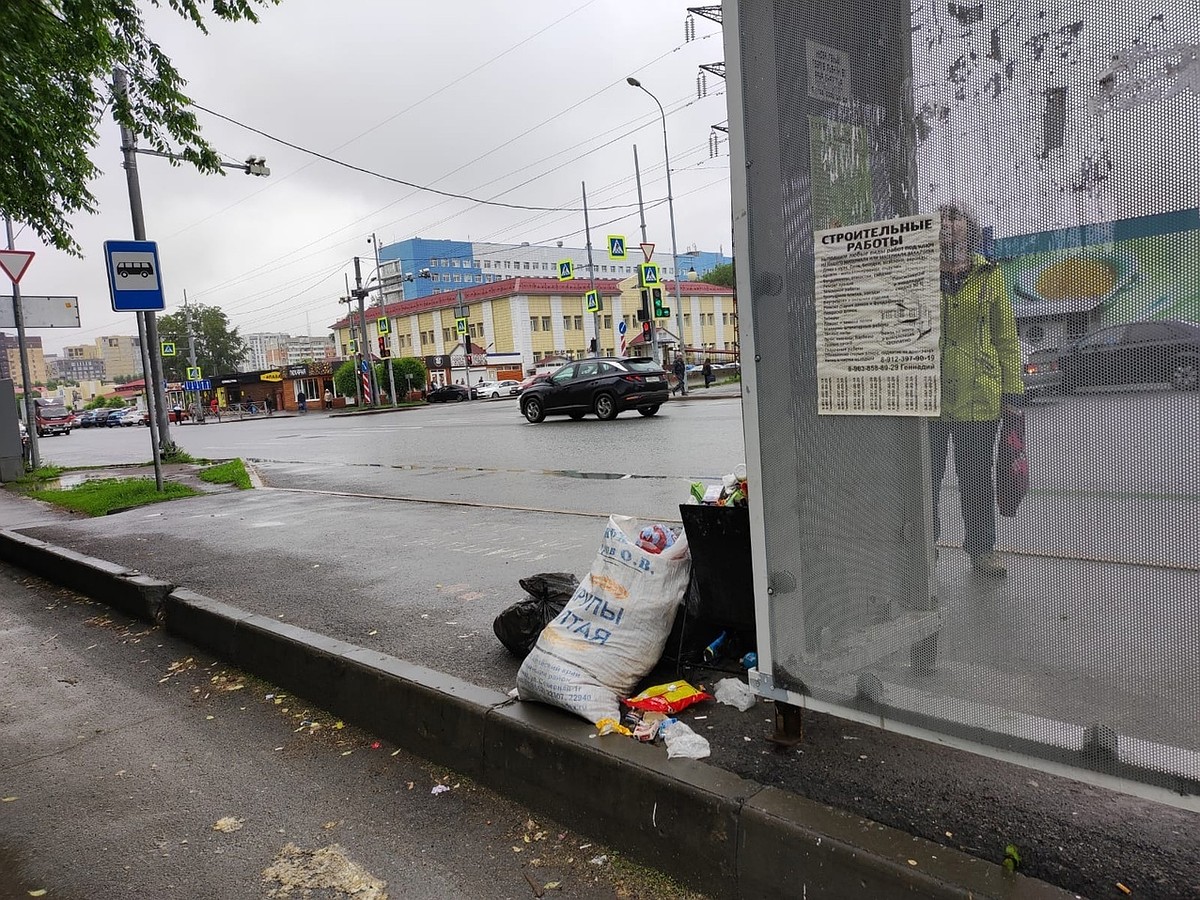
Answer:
1057, 320, 1200, 393
427, 384, 471, 403
473, 379, 520, 399
34, 404, 73, 437
91, 408, 114, 427
76, 410, 97, 428
1021, 348, 1064, 397
518, 357, 669, 423
105, 409, 129, 427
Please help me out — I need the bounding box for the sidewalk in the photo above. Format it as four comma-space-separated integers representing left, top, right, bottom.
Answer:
0, 484, 1192, 899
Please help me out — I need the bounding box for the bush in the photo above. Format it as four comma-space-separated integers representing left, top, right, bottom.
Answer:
333, 360, 358, 399
374, 356, 428, 400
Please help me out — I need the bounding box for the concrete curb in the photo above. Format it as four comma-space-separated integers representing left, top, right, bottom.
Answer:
3, 532, 1078, 900
0, 530, 173, 622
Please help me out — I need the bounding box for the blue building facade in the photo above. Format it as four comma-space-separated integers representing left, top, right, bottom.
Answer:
377, 238, 732, 303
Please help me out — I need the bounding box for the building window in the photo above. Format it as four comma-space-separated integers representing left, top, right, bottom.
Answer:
603, 315, 612, 329
504, 261, 511, 269
472, 260, 480, 267
573, 316, 582, 330
449, 259, 458, 267
431, 273, 440, 282
530, 317, 539, 332
563, 316, 572, 331
482, 260, 490, 269
541, 316, 551, 331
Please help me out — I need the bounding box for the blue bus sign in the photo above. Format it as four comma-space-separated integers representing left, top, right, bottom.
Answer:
104, 240, 166, 312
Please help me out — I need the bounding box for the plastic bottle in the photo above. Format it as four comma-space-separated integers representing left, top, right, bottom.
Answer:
703, 630, 728, 663
740, 651, 758, 669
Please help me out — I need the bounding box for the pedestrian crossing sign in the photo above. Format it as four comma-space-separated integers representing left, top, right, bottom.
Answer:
186, 366, 201, 380
638, 262, 660, 287
456, 316, 468, 335
376, 317, 390, 335
161, 341, 176, 356
607, 235, 626, 259
557, 260, 574, 281
585, 290, 601, 313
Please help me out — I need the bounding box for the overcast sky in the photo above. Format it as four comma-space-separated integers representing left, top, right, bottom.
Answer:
14, 0, 732, 355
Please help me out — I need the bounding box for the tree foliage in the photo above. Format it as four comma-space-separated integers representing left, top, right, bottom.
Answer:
375, 357, 427, 400
700, 263, 735, 288
1, 0, 278, 255
333, 360, 358, 399
157, 303, 247, 380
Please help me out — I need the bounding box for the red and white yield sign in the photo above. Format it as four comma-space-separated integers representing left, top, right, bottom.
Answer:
0, 250, 35, 284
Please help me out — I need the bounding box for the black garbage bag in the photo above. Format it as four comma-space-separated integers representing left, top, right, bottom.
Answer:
493, 572, 579, 658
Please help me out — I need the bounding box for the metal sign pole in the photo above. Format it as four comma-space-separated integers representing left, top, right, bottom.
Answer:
3, 215, 39, 470
582, 182, 601, 357
633, 145, 659, 364
113, 68, 174, 452
457, 291, 471, 388
135, 310, 164, 490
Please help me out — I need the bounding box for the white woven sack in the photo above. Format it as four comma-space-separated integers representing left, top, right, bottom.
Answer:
516, 515, 691, 724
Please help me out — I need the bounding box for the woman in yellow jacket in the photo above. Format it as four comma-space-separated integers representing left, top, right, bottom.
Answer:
933, 204, 1024, 578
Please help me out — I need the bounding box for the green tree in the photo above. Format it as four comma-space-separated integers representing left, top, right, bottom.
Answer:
374, 357, 428, 401
1, 0, 278, 255
106, 396, 127, 408
700, 262, 735, 288
333, 361, 358, 400
157, 304, 247, 380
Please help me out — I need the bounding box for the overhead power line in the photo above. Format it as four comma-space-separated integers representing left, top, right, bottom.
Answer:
192, 104, 642, 214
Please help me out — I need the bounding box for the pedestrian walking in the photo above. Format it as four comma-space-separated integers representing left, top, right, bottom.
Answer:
265, 395, 275, 415
298, 391, 307, 414
209, 396, 221, 422
672, 356, 686, 395
702, 359, 714, 388
323, 388, 333, 410
930, 202, 1024, 578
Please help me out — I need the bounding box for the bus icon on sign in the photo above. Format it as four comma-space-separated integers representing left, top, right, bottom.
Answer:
116, 260, 155, 278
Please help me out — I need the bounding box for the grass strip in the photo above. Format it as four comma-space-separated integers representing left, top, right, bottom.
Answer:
199, 459, 252, 490
28, 478, 200, 516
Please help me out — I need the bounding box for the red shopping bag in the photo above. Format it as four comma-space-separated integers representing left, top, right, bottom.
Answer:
996, 408, 1029, 517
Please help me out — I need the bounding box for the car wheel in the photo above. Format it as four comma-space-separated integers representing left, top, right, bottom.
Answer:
523, 397, 546, 423
638, 405, 660, 417
1170, 355, 1199, 391
568, 412, 586, 421
594, 393, 618, 421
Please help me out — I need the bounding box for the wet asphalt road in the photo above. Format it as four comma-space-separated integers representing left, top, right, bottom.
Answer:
0, 565, 702, 900
15, 388, 1200, 898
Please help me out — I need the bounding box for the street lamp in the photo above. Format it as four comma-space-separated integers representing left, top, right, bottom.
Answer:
626, 76, 687, 393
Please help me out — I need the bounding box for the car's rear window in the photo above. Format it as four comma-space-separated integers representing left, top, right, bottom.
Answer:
621, 358, 662, 373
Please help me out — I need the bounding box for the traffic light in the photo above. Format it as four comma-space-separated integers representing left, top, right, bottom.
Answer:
378, 336, 391, 358
651, 288, 670, 319
641, 320, 652, 343
637, 288, 650, 321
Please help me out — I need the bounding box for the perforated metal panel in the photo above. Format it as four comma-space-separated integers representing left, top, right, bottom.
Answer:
726, 0, 1199, 804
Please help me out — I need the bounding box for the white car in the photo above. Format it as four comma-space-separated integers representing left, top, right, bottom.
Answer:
474, 380, 520, 399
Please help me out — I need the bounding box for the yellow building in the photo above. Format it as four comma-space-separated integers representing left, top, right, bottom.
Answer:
0, 333, 47, 385
330, 276, 737, 383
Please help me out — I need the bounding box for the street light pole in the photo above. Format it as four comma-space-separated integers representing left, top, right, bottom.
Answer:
113, 68, 176, 447
628, 77, 687, 394
370, 235, 397, 405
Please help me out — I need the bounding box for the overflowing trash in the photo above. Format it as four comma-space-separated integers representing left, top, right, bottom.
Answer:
661, 718, 711, 760
714, 677, 757, 712
516, 516, 690, 724
689, 462, 749, 508
625, 681, 710, 715
492, 572, 580, 659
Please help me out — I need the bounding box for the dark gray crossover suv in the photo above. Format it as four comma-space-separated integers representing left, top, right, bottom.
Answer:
519, 357, 669, 423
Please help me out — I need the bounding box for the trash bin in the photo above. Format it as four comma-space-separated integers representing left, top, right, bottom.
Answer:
678, 504, 756, 635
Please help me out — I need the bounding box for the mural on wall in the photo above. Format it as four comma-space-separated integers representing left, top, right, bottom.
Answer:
994, 209, 1200, 351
